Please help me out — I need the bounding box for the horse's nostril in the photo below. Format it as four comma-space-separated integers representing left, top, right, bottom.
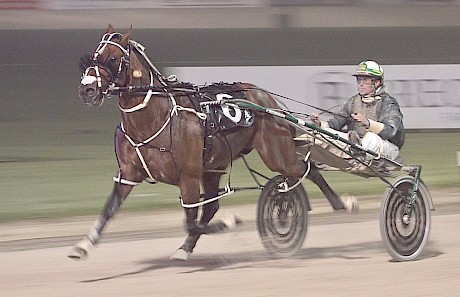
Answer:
86, 88, 96, 96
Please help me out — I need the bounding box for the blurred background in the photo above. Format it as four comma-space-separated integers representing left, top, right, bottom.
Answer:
0, 0, 459, 222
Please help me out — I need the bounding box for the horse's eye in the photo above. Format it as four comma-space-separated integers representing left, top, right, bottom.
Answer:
106, 57, 117, 69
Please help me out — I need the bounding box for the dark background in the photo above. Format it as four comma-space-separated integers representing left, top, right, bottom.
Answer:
2, 27, 460, 123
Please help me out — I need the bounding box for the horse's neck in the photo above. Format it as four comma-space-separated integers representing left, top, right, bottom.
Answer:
120, 89, 172, 136
119, 48, 184, 140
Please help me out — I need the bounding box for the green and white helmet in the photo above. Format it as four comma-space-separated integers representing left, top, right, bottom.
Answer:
353, 60, 384, 79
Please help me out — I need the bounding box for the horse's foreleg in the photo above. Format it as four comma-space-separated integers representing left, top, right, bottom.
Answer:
68, 182, 133, 260
171, 173, 241, 261
199, 172, 222, 225
175, 173, 221, 256
171, 207, 241, 261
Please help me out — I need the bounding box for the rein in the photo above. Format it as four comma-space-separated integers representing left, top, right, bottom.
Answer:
88, 33, 344, 120
87, 33, 329, 203
110, 81, 346, 120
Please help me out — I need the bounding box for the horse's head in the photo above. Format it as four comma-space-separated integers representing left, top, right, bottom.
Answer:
79, 24, 132, 106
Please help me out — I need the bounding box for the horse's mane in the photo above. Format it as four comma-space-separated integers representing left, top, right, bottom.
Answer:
79, 54, 93, 72
78, 54, 119, 76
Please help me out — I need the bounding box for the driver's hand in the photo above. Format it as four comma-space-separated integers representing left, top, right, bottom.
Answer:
310, 113, 321, 126
351, 113, 370, 128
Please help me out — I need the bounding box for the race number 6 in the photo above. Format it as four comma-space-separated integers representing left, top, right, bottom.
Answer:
217, 93, 242, 123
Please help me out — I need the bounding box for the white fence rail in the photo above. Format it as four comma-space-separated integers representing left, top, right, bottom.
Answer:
168, 65, 460, 129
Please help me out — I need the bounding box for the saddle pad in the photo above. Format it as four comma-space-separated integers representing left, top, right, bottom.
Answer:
201, 83, 254, 131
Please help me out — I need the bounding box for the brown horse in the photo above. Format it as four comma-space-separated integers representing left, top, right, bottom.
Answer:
69, 25, 347, 261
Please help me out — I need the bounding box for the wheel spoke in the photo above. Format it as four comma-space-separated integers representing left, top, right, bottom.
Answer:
257, 175, 309, 257
380, 176, 431, 261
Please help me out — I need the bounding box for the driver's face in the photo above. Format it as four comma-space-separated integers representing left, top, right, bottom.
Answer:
356, 76, 380, 96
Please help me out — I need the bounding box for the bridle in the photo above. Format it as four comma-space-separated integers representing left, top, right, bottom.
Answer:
80, 32, 175, 109
80, 33, 131, 101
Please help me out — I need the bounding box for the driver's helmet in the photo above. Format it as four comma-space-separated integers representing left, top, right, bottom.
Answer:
352, 60, 384, 79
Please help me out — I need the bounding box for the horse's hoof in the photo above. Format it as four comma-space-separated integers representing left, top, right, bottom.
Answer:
67, 238, 93, 260
67, 246, 88, 260
221, 212, 243, 229
170, 249, 190, 261
341, 195, 359, 214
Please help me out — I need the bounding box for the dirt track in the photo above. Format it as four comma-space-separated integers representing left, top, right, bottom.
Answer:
1, 188, 459, 297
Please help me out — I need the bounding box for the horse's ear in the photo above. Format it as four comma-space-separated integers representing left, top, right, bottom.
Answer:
106, 24, 114, 33
120, 25, 132, 47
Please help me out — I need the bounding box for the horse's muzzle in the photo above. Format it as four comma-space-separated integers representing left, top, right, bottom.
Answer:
79, 82, 103, 106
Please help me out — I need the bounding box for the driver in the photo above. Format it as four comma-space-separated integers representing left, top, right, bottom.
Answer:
311, 60, 405, 162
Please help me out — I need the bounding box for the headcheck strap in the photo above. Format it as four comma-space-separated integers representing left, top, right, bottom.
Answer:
129, 40, 167, 87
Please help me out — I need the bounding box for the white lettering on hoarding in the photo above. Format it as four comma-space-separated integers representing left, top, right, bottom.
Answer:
167, 65, 460, 129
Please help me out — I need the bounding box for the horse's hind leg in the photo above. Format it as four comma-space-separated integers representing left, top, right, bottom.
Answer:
253, 118, 308, 179
68, 182, 133, 260
307, 164, 345, 210
308, 165, 359, 212
258, 141, 351, 211
253, 120, 348, 211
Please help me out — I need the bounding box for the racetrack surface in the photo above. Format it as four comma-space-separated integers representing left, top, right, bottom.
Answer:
1, 188, 459, 297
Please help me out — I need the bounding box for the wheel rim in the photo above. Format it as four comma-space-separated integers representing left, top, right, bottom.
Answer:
383, 180, 428, 259
257, 176, 308, 257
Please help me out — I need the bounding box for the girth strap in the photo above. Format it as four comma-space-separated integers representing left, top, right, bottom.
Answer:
119, 123, 159, 184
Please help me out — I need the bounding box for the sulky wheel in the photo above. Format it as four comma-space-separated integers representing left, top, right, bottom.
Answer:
256, 175, 310, 257
379, 175, 432, 261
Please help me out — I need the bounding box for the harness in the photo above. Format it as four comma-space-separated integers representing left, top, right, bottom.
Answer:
114, 89, 207, 186
82, 34, 259, 208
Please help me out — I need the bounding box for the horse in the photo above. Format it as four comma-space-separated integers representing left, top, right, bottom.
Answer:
69, 25, 350, 261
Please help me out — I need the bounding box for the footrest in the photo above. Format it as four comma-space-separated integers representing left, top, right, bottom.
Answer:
204, 169, 227, 174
